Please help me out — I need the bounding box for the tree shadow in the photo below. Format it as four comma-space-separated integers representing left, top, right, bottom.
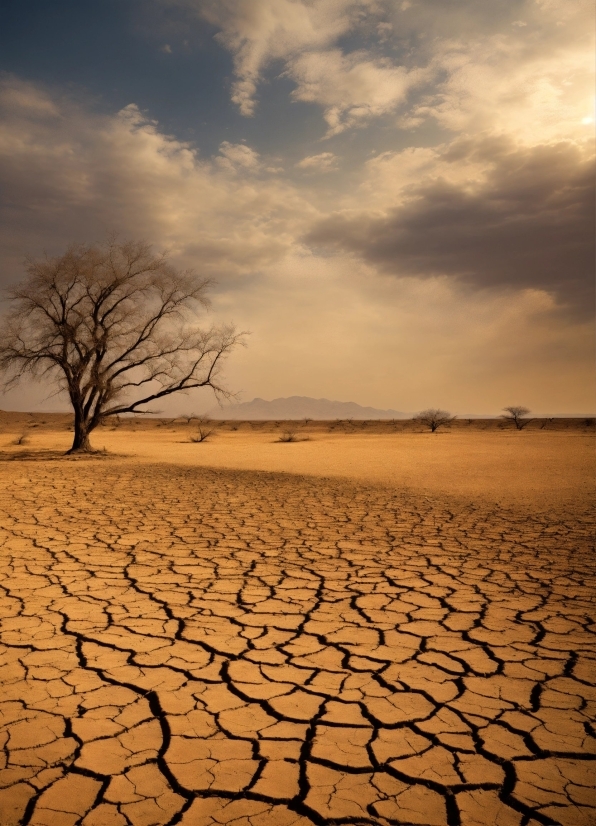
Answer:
0, 449, 122, 462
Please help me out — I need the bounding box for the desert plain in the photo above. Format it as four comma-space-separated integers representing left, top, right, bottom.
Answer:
0, 413, 594, 826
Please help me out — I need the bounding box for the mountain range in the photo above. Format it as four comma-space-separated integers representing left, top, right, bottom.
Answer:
209, 396, 407, 420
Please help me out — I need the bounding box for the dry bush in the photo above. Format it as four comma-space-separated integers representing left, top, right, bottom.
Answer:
277, 428, 309, 443
13, 433, 29, 445
189, 417, 216, 442
190, 426, 216, 443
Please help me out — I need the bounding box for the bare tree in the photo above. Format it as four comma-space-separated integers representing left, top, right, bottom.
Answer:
0, 240, 244, 453
413, 408, 455, 432
502, 406, 532, 430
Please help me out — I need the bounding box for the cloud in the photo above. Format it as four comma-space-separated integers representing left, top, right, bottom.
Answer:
190, 0, 425, 133
194, 0, 376, 116
0, 77, 314, 288
390, 0, 594, 144
415, 37, 594, 145
216, 140, 261, 171
296, 151, 338, 171
288, 49, 423, 135
306, 137, 595, 312
172, 0, 593, 146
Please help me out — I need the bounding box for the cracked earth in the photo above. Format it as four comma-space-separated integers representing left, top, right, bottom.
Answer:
0, 459, 594, 826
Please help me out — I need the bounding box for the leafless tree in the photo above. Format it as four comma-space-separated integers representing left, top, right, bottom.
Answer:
413, 408, 455, 432
0, 240, 245, 453
502, 406, 532, 430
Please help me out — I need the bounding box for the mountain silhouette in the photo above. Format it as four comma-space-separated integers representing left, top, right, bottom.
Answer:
210, 396, 406, 420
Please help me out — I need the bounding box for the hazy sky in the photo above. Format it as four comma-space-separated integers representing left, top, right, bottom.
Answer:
0, 0, 594, 415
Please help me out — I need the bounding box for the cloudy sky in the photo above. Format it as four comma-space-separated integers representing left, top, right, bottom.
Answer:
0, 0, 594, 414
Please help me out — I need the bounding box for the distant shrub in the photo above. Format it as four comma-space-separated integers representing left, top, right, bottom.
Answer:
189, 418, 216, 442
277, 428, 309, 443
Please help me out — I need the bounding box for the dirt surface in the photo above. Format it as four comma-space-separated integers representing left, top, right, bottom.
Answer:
0, 421, 594, 825
0, 415, 594, 509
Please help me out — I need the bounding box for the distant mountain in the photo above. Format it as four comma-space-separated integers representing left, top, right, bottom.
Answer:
210, 396, 407, 420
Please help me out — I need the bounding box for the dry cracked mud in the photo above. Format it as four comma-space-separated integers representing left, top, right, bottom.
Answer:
0, 460, 594, 826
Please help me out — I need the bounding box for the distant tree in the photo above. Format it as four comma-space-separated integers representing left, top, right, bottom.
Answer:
0, 240, 244, 453
413, 408, 455, 432
502, 406, 532, 430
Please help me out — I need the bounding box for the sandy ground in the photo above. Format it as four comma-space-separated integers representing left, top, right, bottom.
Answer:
0, 420, 594, 825
1, 420, 594, 509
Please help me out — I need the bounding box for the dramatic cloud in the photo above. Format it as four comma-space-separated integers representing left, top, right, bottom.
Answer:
306, 137, 595, 311
0, 77, 313, 287
176, 0, 593, 142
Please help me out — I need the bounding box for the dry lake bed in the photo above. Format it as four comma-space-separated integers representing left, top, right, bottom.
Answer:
0, 416, 594, 826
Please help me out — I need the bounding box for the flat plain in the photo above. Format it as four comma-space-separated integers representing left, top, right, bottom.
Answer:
0, 415, 594, 826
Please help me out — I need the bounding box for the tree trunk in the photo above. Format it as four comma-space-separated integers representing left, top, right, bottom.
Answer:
68, 411, 94, 453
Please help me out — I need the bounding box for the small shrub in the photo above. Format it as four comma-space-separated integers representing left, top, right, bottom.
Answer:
189, 419, 216, 442
13, 433, 29, 445
277, 428, 310, 443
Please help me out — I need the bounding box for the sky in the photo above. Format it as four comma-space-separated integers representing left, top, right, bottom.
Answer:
0, 0, 594, 415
